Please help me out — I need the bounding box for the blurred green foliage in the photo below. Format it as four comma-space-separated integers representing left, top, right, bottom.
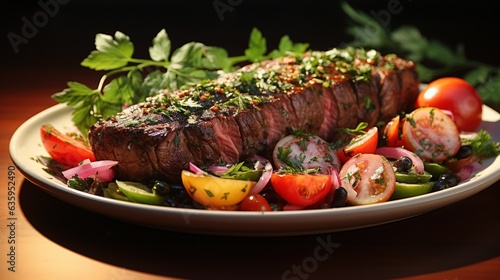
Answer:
341, 2, 500, 109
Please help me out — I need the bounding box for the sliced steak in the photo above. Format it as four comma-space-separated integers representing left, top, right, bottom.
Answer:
89, 48, 420, 183
351, 78, 380, 127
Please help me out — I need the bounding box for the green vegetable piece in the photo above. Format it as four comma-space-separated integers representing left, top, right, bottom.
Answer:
221, 170, 263, 182
219, 162, 263, 181
115, 180, 165, 205
67, 176, 89, 192
424, 162, 451, 179
103, 182, 130, 201
395, 170, 433, 184
390, 181, 435, 200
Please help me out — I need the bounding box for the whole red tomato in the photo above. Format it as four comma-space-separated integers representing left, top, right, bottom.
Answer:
415, 77, 483, 132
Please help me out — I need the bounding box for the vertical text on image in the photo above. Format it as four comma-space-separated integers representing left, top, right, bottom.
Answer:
6, 165, 17, 272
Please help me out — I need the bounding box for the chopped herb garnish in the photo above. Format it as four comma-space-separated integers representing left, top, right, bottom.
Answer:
52, 24, 399, 137
461, 130, 500, 159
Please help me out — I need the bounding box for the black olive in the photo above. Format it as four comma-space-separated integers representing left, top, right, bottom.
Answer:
152, 180, 170, 196
269, 203, 284, 211
438, 173, 461, 187
330, 187, 348, 208
455, 145, 473, 160
261, 188, 282, 204
165, 184, 191, 207
394, 156, 413, 173
431, 179, 451, 192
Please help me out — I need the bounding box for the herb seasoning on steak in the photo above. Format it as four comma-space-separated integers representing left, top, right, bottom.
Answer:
89, 48, 419, 183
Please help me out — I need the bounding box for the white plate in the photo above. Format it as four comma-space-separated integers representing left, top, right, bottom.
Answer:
10, 103, 500, 236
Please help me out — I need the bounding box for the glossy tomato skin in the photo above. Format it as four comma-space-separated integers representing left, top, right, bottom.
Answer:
415, 77, 482, 132
181, 170, 256, 208
402, 107, 461, 162
338, 127, 379, 163
240, 194, 272, 211
40, 124, 96, 166
270, 173, 332, 206
382, 115, 405, 147
339, 154, 396, 205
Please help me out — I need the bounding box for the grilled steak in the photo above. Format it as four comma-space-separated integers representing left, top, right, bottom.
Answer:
89, 48, 419, 183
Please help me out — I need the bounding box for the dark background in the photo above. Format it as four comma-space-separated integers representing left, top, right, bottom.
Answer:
1, 0, 498, 95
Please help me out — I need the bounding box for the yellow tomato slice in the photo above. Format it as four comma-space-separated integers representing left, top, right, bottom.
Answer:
181, 170, 256, 207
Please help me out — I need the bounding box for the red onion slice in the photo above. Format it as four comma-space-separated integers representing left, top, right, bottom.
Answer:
207, 165, 229, 176
62, 160, 118, 181
250, 162, 273, 194
457, 162, 481, 181
375, 147, 425, 174
323, 167, 341, 204
95, 169, 116, 182
441, 109, 455, 121
189, 162, 206, 175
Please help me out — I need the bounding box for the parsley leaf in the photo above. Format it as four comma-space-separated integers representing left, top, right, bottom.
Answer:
81, 31, 134, 70
269, 35, 310, 59
244, 28, 267, 62
148, 29, 171, 62
52, 82, 103, 135
461, 130, 500, 160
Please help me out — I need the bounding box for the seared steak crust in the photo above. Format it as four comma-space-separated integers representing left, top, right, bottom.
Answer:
89, 48, 419, 183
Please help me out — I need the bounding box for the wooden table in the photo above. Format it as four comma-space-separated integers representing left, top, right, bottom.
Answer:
1, 67, 499, 280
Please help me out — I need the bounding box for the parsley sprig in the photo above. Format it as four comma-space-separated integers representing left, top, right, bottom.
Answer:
52, 28, 309, 136
461, 130, 500, 160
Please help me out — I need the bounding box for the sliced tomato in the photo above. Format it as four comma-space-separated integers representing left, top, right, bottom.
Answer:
402, 107, 461, 162
337, 126, 379, 163
270, 173, 332, 206
40, 124, 96, 166
382, 115, 405, 147
181, 170, 256, 207
339, 154, 396, 205
273, 133, 340, 173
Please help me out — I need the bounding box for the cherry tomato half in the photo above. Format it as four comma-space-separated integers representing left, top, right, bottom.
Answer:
402, 107, 461, 162
240, 194, 272, 211
415, 77, 483, 132
382, 115, 405, 147
270, 173, 332, 206
337, 126, 379, 163
40, 124, 96, 166
181, 170, 256, 207
339, 154, 396, 205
